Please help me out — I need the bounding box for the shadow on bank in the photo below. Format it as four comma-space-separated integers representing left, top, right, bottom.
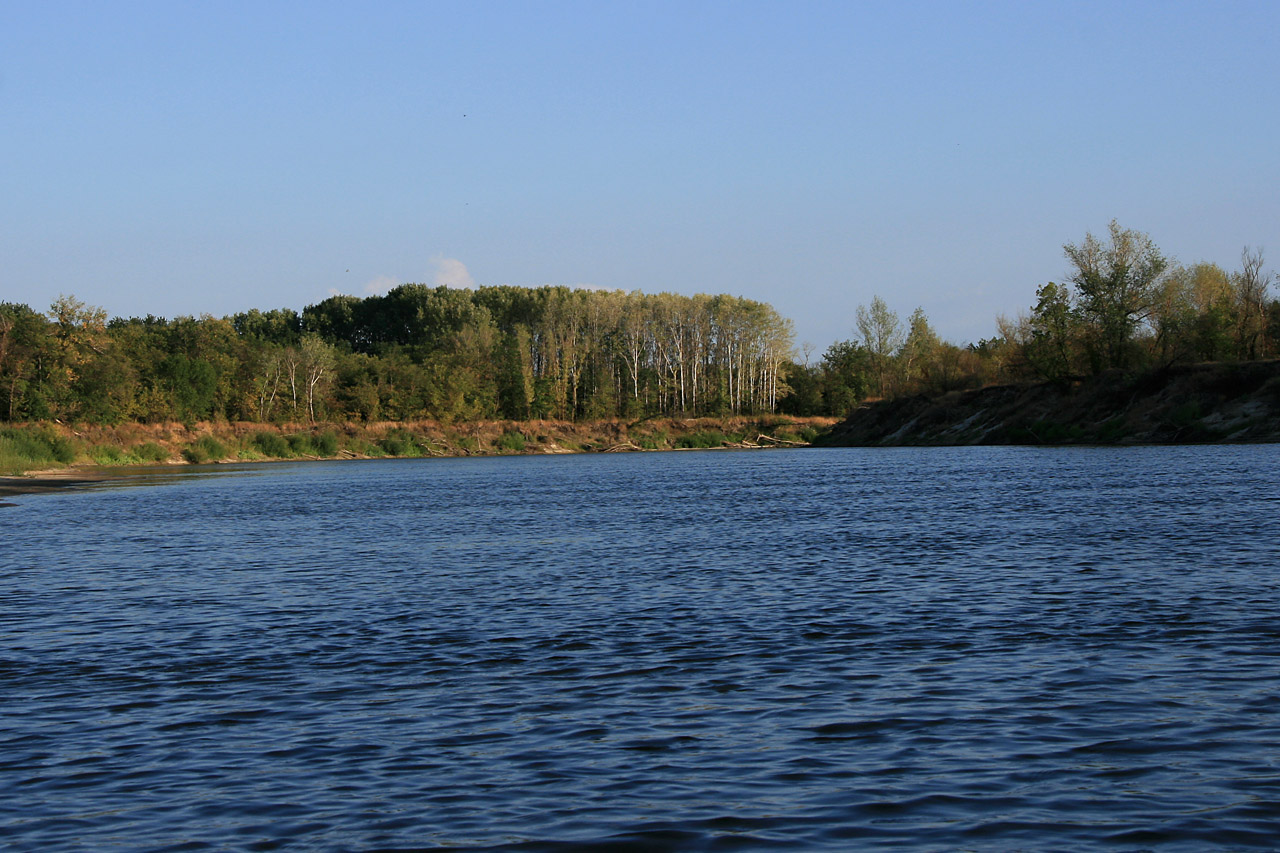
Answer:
818, 360, 1280, 446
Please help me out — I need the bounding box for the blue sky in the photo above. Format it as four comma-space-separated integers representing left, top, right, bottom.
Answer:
3, 1, 1276, 351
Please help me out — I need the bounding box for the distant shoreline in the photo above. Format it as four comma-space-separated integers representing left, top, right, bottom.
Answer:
0, 415, 836, 489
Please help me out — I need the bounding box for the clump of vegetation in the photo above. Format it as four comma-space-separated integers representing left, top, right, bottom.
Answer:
182, 435, 227, 464
629, 423, 670, 449
132, 441, 169, 462
252, 431, 292, 458
345, 437, 384, 457
378, 429, 423, 457
313, 430, 339, 456
379, 436, 409, 456
286, 433, 316, 456
675, 430, 731, 449
0, 426, 80, 474
89, 444, 126, 465
495, 431, 526, 453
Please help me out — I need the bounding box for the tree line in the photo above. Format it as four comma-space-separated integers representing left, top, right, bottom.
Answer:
780, 221, 1276, 416
0, 286, 795, 424
1002, 222, 1274, 381
2, 221, 1274, 426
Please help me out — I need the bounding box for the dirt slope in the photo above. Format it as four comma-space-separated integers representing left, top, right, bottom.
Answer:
820, 361, 1280, 446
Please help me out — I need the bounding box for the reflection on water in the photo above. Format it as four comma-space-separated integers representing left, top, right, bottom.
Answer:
3, 446, 1280, 851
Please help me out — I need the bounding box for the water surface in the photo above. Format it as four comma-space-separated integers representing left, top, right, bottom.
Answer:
3, 446, 1279, 850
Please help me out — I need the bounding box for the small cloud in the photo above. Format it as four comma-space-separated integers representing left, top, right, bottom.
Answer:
362, 275, 399, 296
327, 288, 343, 297
430, 255, 476, 290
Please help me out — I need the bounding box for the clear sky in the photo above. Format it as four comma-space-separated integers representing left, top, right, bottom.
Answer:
3, 1, 1277, 351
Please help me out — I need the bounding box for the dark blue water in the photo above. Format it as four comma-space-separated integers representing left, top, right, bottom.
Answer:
3, 446, 1280, 851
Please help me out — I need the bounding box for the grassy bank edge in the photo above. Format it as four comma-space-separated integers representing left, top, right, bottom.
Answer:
0, 416, 838, 477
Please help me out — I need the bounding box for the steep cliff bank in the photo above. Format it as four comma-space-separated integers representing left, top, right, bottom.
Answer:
820, 361, 1280, 446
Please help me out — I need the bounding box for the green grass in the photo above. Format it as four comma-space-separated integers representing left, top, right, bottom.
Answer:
0, 427, 80, 474
88, 444, 126, 465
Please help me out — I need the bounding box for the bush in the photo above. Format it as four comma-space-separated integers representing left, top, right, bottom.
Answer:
346, 438, 384, 457
496, 431, 526, 453
133, 441, 170, 462
286, 433, 315, 456
379, 436, 409, 456
89, 445, 126, 465
675, 430, 730, 449
635, 429, 669, 450
182, 436, 227, 464
252, 431, 293, 458
314, 431, 339, 456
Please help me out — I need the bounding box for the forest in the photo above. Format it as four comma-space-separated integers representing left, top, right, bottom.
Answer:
0, 221, 1276, 427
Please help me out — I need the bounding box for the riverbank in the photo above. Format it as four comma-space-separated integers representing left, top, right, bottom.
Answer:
820, 360, 1280, 446
0, 415, 837, 479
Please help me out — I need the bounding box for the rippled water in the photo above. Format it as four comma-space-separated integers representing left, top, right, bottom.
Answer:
3, 446, 1280, 851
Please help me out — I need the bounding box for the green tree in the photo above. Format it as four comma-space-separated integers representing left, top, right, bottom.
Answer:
1064, 220, 1167, 371
0, 303, 50, 421
820, 339, 870, 415
899, 307, 940, 392
855, 296, 903, 397
1025, 282, 1080, 380
299, 334, 337, 422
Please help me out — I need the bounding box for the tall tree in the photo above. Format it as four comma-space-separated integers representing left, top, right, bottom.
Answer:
1064, 220, 1167, 371
1233, 247, 1271, 360
856, 296, 903, 397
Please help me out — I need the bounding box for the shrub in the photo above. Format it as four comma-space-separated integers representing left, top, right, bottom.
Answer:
314, 431, 339, 456
496, 431, 526, 453
286, 433, 316, 456
48, 434, 79, 464
346, 438, 384, 457
182, 436, 227, 464
253, 431, 293, 458
675, 430, 730, 449
133, 441, 170, 462
89, 445, 126, 465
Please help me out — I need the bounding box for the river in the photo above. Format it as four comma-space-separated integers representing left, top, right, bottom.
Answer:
3, 446, 1279, 850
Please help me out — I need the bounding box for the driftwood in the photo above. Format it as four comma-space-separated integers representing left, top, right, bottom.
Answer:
756, 433, 806, 446
602, 441, 645, 453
